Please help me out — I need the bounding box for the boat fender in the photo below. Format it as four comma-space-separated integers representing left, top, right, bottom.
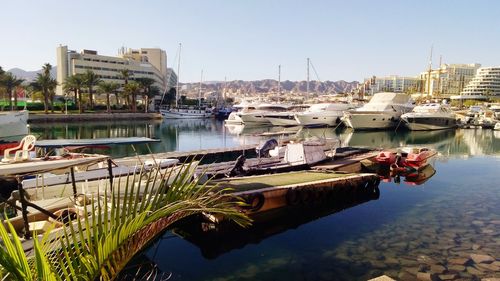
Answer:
242, 192, 265, 212
298, 187, 313, 205
286, 187, 301, 206
365, 177, 380, 189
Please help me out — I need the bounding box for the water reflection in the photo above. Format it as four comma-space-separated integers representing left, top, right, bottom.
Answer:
137, 183, 380, 279
29, 121, 500, 158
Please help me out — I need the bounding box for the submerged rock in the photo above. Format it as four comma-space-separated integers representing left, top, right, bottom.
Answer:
416, 272, 441, 281
470, 254, 495, 264
448, 258, 470, 266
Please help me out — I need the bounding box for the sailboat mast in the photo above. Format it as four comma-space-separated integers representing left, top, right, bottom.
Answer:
176, 43, 181, 108
306, 58, 310, 99
426, 46, 433, 97
278, 65, 281, 103
199, 69, 203, 108
223, 76, 227, 104
436, 55, 442, 96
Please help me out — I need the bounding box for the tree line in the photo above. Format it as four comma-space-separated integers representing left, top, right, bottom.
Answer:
0, 64, 160, 114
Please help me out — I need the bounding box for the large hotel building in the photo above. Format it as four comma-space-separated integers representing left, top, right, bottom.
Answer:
56, 45, 172, 96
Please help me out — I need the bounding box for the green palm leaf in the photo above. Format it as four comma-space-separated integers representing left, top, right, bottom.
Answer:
0, 161, 250, 280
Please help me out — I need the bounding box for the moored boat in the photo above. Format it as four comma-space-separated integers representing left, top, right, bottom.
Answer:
0, 110, 29, 138
374, 147, 437, 170
295, 103, 355, 127
401, 102, 457, 131
342, 92, 414, 130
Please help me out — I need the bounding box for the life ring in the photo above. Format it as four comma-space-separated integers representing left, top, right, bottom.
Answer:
241, 192, 265, 212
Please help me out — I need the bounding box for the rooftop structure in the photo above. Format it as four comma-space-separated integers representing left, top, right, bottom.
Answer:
452, 66, 500, 100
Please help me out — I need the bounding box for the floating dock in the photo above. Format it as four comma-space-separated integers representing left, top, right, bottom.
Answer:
210, 170, 380, 215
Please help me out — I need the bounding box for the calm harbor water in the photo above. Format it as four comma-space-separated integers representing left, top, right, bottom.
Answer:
30, 120, 500, 280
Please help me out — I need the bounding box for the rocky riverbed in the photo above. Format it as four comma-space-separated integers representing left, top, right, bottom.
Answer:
330, 179, 500, 280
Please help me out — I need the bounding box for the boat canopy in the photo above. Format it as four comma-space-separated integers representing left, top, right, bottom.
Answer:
0, 154, 109, 176
35, 137, 161, 148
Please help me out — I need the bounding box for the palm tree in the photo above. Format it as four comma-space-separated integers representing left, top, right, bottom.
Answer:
0, 164, 249, 280
119, 69, 132, 108
124, 81, 141, 112
2, 72, 24, 110
84, 70, 101, 110
97, 81, 120, 113
30, 64, 57, 114
136, 77, 155, 112
63, 74, 86, 113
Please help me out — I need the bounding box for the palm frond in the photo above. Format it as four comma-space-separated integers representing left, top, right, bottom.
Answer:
0, 161, 250, 280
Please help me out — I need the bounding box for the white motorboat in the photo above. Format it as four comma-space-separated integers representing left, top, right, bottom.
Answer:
266, 112, 300, 126
0, 110, 28, 138
494, 122, 500, 130
225, 102, 259, 125
342, 92, 414, 130
239, 103, 294, 125
265, 105, 309, 127
295, 103, 356, 127
401, 103, 458, 131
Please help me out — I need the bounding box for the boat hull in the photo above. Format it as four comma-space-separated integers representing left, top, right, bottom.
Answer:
239, 113, 271, 125
267, 116, 298, 126
343, 111, 400, 130
295, 113, 342, 127
402, 116, 457, 131
0, 111, 29, 138
160, 109, 212, 119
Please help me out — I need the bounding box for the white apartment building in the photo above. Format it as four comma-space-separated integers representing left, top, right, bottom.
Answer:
364, 75, 421, 94
420, 63, 480, 97
56, 45, 169, 96
452, 66, 500, 100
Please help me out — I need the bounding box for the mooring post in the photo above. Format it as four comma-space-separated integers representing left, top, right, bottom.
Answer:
107, 158, 113, 190
70, 167, 77, 199
17, 178, 31, 239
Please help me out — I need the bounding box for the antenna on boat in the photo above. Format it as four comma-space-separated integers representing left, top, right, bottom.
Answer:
199, 69, 203, 108
307, 58, 310, 100
278, 65, 281, 103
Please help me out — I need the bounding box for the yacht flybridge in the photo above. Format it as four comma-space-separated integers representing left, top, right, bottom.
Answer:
342, 92, 414, 130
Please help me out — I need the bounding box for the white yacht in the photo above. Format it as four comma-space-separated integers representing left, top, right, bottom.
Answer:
265, 105, 309, 127
401, 103, 457, 131
225, 102, 260, 124
295, 103, 356, 127
342, 92, 414, 130
160, 107, 212, 119
0, 110, 29, 138
239, 103, 294, 125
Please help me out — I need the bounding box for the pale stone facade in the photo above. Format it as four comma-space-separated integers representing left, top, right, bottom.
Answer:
56, 45, 170, 96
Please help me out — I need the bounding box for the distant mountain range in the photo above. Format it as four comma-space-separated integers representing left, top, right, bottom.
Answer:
7, 67, 57, 81
182, 79, 359, 95
7, 67, 358, 94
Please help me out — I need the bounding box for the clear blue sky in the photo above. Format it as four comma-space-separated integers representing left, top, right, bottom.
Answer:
1, 0, 499, 82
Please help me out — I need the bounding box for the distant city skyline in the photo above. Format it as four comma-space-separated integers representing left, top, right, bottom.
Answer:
1, 0, 499, 83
